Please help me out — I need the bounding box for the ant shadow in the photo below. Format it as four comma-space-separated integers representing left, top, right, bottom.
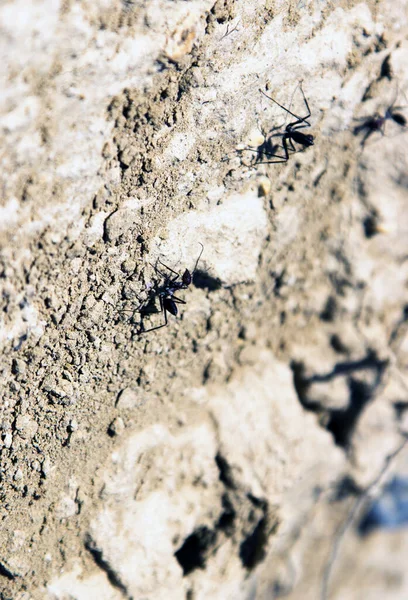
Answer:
237, 128, 286, 165
193, 269, 222, 291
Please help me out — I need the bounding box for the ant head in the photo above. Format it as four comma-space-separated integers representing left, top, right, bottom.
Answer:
304, 134, 314, 146
182, 269, 192, 286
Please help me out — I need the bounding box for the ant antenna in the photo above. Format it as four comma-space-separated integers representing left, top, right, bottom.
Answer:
284, 82, 303, 127
192, 243, 204, 275
260, 89, 304, 123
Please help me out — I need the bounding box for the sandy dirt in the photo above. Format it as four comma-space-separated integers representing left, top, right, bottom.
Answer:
0, 0, 408, 598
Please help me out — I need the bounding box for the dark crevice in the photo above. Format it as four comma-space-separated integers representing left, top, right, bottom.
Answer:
307, 352, 387, 384
330, 333, 349, 354
394, 401, 408, 420
291, 360, 319, 411
239, 495, 270, 570
363, 213, 379, 238
85, 537, 128, 596
175, 526, 217, 576
291, 353, 388, 448
326, 378, 371, 447
118, 158, 130, 173
239, 516, 268, 570
247, 493, 267, 511
379, 53, 392, 80
320, 296, 337, 321
202, 360, 211, 384
216, 493, 236, 534
333, 475, 362, 501
272, 269, 286, 297
389, 305, 408, 346
215, 453, 235, 488
362, 82, 374, 102
0, 562, 15, 581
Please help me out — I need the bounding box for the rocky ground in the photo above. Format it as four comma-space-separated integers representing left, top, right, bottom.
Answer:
0, 0, 408, 599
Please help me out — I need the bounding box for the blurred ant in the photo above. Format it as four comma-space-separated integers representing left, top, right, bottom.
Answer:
137, 243, 204, 334
239, 84, 314, 165
353, 90, 407, 147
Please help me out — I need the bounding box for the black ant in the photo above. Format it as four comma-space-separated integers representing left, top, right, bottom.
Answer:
137, 243, 204, 334
353, 95, 407, 147
249, 84, 314, 164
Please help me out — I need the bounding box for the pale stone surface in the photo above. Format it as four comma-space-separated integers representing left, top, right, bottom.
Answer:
86, 424, 220, 599
150, 188, 268, 285
1, 0, 408, 599
207, 352, 344, 501
48, 355, 343, 599
47, 564, 123, 600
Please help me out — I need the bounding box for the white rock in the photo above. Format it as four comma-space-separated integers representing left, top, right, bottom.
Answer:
150, 189, 268, 285
87, 424, 219, 599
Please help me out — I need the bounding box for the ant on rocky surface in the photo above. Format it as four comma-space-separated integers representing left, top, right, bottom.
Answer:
258, 84, 314, 163
353, 92, 407, 147
136, 243, 204, 334
239, 84, 314, 165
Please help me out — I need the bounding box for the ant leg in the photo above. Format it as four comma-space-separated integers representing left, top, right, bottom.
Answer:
298, 82, 311, 120
139, 297, 169, 334
157, 259, 180, 277
260, 88, 311, 127
150, 262, 169, 279
120, 291, 148, 323
237, 145, 286, 162
243, 146, 287, 161
288, 135, 297, 153
260, 89, 303, 122
171, 295, 186, 304
192, 243, 204, 275
257, 134, 290, 165
151, 262, 180, 286
138, 319, 168, 334
360, 128, 373, 148
291, 122, 311, 131
282, 134, 291, 160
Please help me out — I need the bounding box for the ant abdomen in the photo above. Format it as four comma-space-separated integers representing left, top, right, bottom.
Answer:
293, 131, 314, 146
182, 269, 192, 286
164, 297, 178, 316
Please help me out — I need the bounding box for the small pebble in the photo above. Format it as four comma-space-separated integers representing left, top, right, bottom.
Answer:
116, 387, 142, 409
258, 176, 271, 197
14, 468, 23, 482
42, 457, 52, 478
108, 417, 125, 437
3, 432, 13, 448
